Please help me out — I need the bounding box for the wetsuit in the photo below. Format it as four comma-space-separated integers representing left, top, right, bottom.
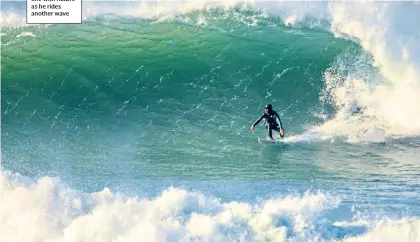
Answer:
252, 110, 284, 140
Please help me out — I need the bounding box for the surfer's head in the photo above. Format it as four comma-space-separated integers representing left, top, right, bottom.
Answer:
265, 104, 272, 112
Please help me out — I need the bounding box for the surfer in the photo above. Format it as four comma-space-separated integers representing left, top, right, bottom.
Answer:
251, 104, 285, 140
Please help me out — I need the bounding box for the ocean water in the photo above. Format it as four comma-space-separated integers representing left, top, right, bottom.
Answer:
1, 1, 420, 241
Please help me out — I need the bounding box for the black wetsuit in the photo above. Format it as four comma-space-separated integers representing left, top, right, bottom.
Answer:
253, 110, 284, 139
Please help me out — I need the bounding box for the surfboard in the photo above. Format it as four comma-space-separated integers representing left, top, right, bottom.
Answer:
258, 137, 284, 144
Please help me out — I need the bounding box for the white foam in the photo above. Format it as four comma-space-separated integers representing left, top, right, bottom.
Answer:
341, 219, 420, 242
0, 171, 342, 242
2, 171, 420, 241
16, 32, 36, 38
314, 2, 420, 142
0, 12, 27, 28
282, 130, 329, 143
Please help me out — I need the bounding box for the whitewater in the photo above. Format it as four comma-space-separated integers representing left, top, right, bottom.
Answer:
1, 1, 420, 241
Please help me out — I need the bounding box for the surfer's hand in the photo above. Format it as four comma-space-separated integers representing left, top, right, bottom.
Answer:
251, 126, 254, 132
280, 129, 284, 137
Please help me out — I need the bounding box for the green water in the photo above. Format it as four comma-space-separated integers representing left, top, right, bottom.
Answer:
2, 2, 420, 241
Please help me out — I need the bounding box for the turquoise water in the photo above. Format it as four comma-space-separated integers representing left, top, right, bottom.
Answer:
2, 1, 420, 241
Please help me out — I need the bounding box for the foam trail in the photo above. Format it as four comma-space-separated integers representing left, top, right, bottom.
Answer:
282, 131, 328, 143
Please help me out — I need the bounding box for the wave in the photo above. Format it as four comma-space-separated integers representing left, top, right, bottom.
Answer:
2, 1, 420, 145
2, 3, 420, 241
94, 0, 420, 142
1, 170, 419, 242
314, 1, 420, 143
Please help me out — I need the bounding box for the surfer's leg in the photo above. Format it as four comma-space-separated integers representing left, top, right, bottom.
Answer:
268, 124, 281, 140
267, 125, 274, 140
272, 124, 284, 138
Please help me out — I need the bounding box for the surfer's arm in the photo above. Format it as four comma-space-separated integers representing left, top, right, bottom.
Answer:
252, 114, 264, 128
275, 112, 283, 129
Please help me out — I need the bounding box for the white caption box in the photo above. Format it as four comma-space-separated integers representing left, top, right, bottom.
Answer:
27, 0, 82, 24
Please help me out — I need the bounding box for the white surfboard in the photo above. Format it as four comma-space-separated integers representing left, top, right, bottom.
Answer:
258, 137, 284, 144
